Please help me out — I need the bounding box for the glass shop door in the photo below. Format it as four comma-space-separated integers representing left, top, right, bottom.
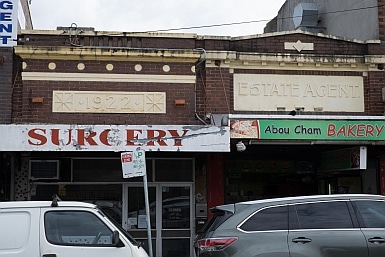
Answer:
123, 184, 194, 257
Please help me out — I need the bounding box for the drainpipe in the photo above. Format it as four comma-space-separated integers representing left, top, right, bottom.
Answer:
194, 48, 208, 125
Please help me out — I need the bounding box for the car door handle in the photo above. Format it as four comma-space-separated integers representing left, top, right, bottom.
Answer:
292, 237, 312, 244
42, 254, 57, 257
368, 237, 385, 244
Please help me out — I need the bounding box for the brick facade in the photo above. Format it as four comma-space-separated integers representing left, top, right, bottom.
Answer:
367, 71, 385, 114
229, 33, 367, 55
4, 21, 385, 205
0, 48, 13, 124
12, 59, 198, 125
378, 0, 385, 42
2, 6, 385, 256
8, 30, 385, 124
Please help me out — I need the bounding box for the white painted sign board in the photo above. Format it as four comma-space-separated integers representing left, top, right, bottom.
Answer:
0, 0, 18, 47
0, 124, 230, 152
121, 150, 146, 178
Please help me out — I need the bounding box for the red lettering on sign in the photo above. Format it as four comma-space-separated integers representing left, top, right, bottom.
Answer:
100, 130, 111, 146
126, 130, 142, 146
328, 123, 385, 138
121, 153, 132, 163
347, 124, 356, 137
28, 128, 47, 146
376, 125, 385, 136
51, 128, 72, 146
366, 125, 374, 137
337, 125, 346, 136
27, 127, 189, 148
327, 124, 335, 136
168, 129, 189, 146
146, 130, 167, 146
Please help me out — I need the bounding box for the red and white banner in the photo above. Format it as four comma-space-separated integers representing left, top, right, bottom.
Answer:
0, 124, 230, 152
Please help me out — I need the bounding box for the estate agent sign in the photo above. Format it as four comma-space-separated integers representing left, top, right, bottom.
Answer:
234, 74, 364, 112
0, 0, 17, 47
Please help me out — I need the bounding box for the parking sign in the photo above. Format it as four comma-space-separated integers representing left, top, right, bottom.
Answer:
121, 149, 146, 178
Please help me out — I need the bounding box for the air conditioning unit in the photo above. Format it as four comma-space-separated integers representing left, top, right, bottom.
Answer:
29, 160, 60, 180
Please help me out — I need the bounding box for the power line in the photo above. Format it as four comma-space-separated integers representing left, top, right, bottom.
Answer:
146, 4, 381, 33
146, 19, 272, 33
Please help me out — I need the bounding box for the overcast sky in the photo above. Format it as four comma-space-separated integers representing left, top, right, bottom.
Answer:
29, 0, 287, 37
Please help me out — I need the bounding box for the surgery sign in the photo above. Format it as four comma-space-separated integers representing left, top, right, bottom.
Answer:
0, 0, 18, 47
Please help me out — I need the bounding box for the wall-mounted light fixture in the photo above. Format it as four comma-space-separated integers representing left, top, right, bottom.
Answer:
236, 141, 246, 152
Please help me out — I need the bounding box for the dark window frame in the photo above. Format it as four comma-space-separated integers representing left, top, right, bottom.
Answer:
352, 200, 385, 229
44, 210, 115, 247
291, 200, 355, 230
238, 205, 288, 232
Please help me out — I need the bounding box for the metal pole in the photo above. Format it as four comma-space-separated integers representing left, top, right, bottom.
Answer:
143, 173, 153, 257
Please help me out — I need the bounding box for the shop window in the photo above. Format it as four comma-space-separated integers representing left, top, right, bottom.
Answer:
72, 158, 153, 182
155, 159, 193, 182
72, 158, 124, 182
71, 158, 191, 182
29, 160, 60, 180
31, 184, 123, 224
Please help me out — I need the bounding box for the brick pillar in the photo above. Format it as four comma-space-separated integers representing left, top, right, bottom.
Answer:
206, 153, 224, 214
378, 0, 385, 41
0, 48, 13, 123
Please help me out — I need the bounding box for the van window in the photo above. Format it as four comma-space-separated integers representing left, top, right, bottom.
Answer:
45, 211, 114, 246
239, 206, 287, 231
0, 212, 30, 250
353, 200, 385, 228
293, 201, 353, 229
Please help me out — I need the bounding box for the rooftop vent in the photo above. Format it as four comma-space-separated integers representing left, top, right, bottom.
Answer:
293, 2, 319, 29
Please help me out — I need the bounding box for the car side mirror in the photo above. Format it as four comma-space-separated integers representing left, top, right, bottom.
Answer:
112, 231, 123, 247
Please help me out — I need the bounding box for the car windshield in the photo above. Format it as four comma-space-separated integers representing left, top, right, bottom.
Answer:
97, 207, 140, 246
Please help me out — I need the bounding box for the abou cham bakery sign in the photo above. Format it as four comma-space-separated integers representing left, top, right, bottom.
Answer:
230, 119, 385, 141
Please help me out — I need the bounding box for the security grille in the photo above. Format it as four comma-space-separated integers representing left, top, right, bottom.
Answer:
29, 160, 60, 180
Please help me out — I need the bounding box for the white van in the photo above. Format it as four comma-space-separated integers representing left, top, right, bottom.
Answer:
0, 199, 149, 257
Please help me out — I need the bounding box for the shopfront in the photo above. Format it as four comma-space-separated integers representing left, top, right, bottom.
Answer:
226, 116, 385, 202
0, 124, 230, 257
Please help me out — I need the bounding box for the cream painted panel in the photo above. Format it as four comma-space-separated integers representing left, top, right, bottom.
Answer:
22, 72, 196, 83
234, 74, 364, 112
53, 91, 166, 113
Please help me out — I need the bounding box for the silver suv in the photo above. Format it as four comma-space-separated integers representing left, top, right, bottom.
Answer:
194, 194, 385, 257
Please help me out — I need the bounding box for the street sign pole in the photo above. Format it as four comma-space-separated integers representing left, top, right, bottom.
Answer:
143, 172, 153, 257
121, 149, 152, 257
